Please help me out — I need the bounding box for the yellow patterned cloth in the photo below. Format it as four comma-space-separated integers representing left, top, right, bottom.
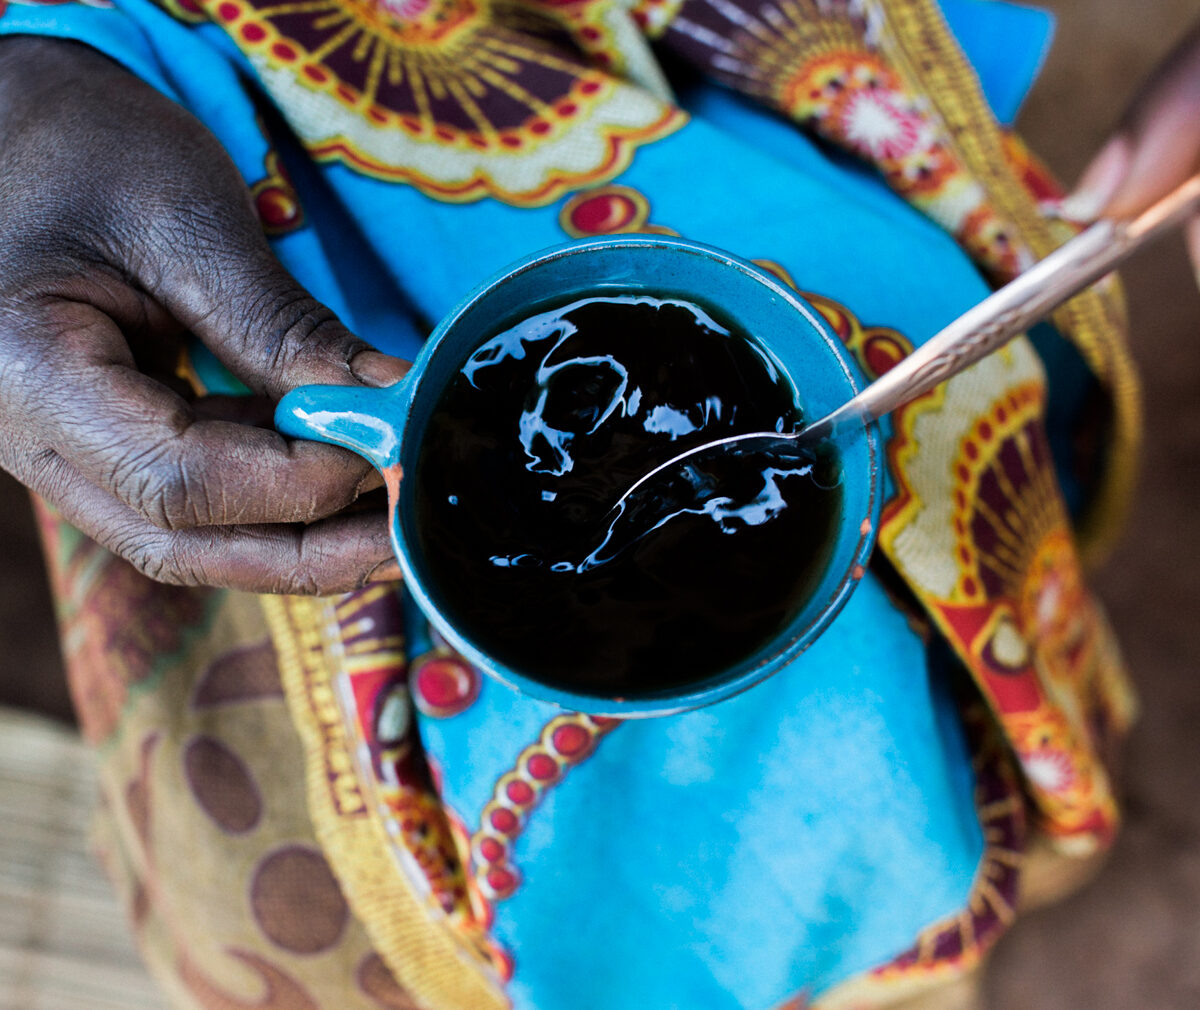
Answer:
8, 0, 1141, 1005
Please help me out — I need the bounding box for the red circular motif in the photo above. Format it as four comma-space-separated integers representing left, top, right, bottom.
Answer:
218, 1, 238, 18
573, 195, 636, 235
526, 753, 559, 781
505, 779, 535, 805
550, 723, 591, 759
863, 334, 906, 377
255, 188, 299, 230
478, 836, 505, 863
241, 22, 266, 41
272, 41, 297, 60
489, 807, 519, 834
486, 867, 517, 897
412, 656, 479, 717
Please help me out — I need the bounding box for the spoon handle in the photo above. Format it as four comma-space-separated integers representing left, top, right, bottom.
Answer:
808, 174, 1200, 439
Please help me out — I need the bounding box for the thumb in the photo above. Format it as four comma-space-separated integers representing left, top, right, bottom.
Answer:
148, 194, 407, 399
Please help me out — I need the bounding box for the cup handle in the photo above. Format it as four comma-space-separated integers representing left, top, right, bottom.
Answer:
274, 377, 413, 473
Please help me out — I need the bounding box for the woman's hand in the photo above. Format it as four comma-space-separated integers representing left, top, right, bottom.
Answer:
1064, 19, 1200, 281
0, 38, 408, 594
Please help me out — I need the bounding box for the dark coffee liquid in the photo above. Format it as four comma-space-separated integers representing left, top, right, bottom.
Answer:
414, 295, 841, 698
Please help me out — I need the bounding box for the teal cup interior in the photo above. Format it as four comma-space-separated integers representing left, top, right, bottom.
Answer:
275, 235, 881, 716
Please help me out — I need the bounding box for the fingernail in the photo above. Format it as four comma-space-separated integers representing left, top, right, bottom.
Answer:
1061, 137, 1132, 221
350, 350, 409, 388
366, 557, 402, 584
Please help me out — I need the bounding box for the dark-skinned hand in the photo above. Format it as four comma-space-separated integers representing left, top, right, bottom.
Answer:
0, 37, 409, 594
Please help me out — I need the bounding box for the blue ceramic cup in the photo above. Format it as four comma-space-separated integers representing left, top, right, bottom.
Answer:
275, 236, 880, 716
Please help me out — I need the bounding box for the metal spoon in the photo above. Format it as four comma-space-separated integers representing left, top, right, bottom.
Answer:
613, 173, 1200, 516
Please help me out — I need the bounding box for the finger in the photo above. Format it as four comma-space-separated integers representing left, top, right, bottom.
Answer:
189, 393, 386, 494
1060, 137, 1133, 222
166, 251, 411, 399
22, 443, 396, 594
12, 306, 384, 529
61, 364, 383, 529
132, 161, 410, 400
1068, 21, 1200, 220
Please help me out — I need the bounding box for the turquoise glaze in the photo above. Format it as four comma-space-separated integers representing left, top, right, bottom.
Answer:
276, 236, 881, 716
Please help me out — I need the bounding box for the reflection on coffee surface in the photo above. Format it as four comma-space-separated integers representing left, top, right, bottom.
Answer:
414, 295, 842, 698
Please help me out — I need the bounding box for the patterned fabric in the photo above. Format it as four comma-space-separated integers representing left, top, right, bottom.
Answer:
167, 0, 686, 203
4, 0, 1140, 1007
32, 500, 424, 1010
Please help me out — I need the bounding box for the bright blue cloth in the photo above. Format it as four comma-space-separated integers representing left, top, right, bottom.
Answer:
0, 3, 1054, 1004
940, 0, 1054, 124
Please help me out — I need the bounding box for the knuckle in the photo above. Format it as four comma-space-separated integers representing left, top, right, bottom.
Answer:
282, 569, 323, 597
110, 445, 200, 531
243, 290, 348, 366
1, 440, 65, 503
25, 446, 67, 499
110, 527, 193, 586
281, 527, 337, 596
118, 457, 180, 528
93, 406, 215, 531
214, 280, 370, 393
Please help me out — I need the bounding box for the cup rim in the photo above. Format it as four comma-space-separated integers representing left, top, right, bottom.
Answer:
392, 235, 881, 717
